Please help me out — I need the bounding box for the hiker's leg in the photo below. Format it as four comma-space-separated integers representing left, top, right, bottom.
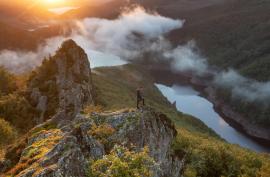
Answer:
137, 98, 139, 109
142, 98, 145, 106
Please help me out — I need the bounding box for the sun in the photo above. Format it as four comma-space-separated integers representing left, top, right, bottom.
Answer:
43, 0, 65, 7
45, 0, 62, 4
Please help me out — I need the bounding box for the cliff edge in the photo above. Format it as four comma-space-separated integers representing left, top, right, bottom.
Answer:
0, 40, 184, 177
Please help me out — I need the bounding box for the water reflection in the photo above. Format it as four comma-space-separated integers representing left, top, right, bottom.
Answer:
156, 83, 270, 153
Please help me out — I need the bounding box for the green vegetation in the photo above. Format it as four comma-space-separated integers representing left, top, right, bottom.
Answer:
173, 0, 270, 135
88, 145, 155, 177
93, 64, 270, 177
216, 88, 270, 127
0, 66, 39, 134
1, 60, 270, 176
28, 57, 59, 118
83, 105, 104, 115
89, 123, 116, 152
5, 129, 62, 176
0, 118, 17, 146
29, 121, 57, 137
173, 128, 270, 177
93, 65, 219, 137
0, 93, 38, 133
0, 66, 17, 96
176, 0, 270, 82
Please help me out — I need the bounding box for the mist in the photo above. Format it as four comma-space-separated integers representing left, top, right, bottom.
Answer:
0, 6, 184, 73
163, 41, 208, 75
0, 6, 269, 103
214, 69, 270, 103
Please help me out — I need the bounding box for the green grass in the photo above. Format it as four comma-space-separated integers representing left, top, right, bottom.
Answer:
93, 64, 218, 138
92, 64, 270, 176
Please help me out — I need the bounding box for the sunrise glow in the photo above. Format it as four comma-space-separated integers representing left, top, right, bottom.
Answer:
45, 0, 62, 4
42, 0, 67, 7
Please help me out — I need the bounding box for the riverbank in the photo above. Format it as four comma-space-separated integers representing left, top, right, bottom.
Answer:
148, 66, 270, 146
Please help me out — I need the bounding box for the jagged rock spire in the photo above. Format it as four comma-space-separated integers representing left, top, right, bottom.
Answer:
28, 39, 95, 123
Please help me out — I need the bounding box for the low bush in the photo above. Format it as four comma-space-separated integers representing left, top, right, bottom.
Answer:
88, 145, 155, 177
0, 93, 38, 132
83, 105, 104, 115
89, 123, 115, 152
0, 118, 17, 146
173, 128, 270, 177
0, 66, 17, 96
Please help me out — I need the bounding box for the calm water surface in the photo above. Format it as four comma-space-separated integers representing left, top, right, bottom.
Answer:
156, 83, 270, 153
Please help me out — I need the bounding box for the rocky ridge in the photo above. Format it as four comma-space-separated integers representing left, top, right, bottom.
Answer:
1, 108, 184, 177
27, 39, 95, 124
0, 40, 184, 177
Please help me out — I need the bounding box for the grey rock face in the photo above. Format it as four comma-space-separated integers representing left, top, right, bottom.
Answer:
8, 108, 184, 177
28, 39, 95, 123
107, 108, 184, 177
2, 41, 184, 177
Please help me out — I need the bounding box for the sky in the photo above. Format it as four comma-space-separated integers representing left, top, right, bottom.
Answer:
0, 0, 111, 8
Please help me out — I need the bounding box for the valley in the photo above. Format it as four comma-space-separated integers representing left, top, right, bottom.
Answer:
156, 83, 270, 152
0, 0, 270, 176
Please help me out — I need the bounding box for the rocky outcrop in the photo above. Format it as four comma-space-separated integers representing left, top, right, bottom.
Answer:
28, 39, 95, 123
2, 108, 184, 177
0, 40, 185, 177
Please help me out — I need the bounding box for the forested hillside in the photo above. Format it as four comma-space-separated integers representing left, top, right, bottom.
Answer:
1, 41, 270, 176
162, 0, 270, 81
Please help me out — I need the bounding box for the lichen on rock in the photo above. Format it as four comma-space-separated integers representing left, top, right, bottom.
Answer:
1, 108, 184, 177
0, 40, 184, 177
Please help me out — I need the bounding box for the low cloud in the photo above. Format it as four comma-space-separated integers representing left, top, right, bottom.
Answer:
214, 69, 270, 103
0, 6, 184, 73
73, 6, 184, 59
0, 6, 269, 104
163, 41, 208, 75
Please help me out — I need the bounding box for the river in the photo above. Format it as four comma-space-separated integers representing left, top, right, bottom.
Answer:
87, 51, 269, 153
156, 83, 270, 153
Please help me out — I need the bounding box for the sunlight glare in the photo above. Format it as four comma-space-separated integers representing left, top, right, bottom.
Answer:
46, 0, 59, 3
44, 0, 64, 6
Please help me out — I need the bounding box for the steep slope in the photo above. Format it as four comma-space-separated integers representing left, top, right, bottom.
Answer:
0, 40, 184, 177
164, 0, 270, 81
1, 40, 270, 177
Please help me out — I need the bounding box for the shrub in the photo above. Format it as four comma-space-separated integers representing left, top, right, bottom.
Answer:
89, 123, 115, 151
6, 129, 62, 176
83, 105, 103, 114
173, 128, 267, 177
0, 94, 38, 132
0, 118, 17, 145
88, 145, 155, 177
0, 66, 17, 96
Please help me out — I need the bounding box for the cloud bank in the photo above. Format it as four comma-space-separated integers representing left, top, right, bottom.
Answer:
0, 6, 269, 104
0, 6, 184, 73
163, 41, 208, 75
214, 69, 270, 103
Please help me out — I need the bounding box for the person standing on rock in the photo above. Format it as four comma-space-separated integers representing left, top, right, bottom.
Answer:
137, 86, 145, 109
